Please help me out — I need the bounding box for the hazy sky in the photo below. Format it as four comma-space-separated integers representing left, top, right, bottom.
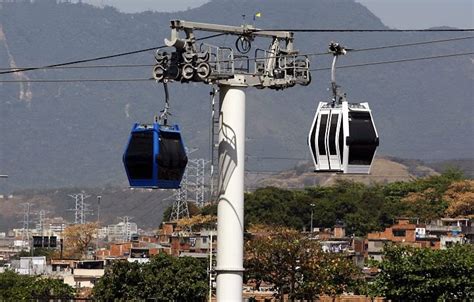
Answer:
81, 0, 473, 29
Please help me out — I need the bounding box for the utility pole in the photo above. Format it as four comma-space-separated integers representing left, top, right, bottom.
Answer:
310, 203, 315, 234
96, 195, 101, 249
196, 158, 207, 206
155, 20, 310, 301
208, 229, 214, 302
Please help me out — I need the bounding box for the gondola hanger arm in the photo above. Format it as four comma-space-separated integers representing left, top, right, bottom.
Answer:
158, 80, 171, 125
329, 42, 349, 105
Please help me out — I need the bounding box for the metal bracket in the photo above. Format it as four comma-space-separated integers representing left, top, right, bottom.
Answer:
153, 20, 311, 90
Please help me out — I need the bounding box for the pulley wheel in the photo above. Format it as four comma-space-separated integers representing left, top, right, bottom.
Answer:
301, 72, 312, 86
155, 52, 168, 65
153, 65, 165, 81
168, 64, 181, 80
197, 52, 210, 63
196, 62, 211, 79
182, 64, 195, 80
183, 52, 194, 63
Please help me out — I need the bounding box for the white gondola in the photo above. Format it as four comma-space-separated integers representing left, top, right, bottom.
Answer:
308, 101, 379, 174
308, 42, 379, 174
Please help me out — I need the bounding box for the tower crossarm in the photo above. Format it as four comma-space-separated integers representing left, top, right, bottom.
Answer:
153, 20, 311, 89
167, 20, 293, 40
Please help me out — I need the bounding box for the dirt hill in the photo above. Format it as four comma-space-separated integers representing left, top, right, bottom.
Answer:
253, 156, 439, 189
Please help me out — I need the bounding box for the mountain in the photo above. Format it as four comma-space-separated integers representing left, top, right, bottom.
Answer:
0, 0, 472, 192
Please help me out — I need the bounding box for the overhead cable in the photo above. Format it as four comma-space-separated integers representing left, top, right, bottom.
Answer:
0, 33, 226, 75
310, 51, 474, 72
0, 35, 472, 73
256, 28, 474, 33
347, 36, 474, 54
0, 52, 472, 83
0, 78, 153, 83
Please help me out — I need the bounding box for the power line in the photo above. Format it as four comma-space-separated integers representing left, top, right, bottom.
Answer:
0, 36, 472, 73
347, 36, 474, 54
256, 28, 474, 33
0, 48, 159, 76
0, 36, 474, 72
0, 33, 226, 75
1, 51, 471, 83
310, 51, 474, 72
0, 78, 153, 83
0, 63, 152, 71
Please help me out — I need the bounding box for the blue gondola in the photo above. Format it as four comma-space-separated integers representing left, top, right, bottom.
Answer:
123, 122, 188, 189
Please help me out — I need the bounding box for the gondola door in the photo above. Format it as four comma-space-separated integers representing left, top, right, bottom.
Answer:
309, 103, 345, 172
327, 112, 342, 171
315, 109, 330, 170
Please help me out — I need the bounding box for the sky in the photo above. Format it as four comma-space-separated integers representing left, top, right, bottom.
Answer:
80, 0, 474, 29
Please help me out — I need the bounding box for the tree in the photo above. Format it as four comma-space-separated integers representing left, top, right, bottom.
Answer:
91, 261, 143, 300
245, 225, 361, 301
0, 270, 74, 300
443, 180, 474, 217
245, 187, 308, 230
371, 244, 474, 301
162, 202, 201, 222
63, 222, 97, 259
93, 253, 208, 301
176, 214, 217, 231
31, 278, 76, 300
299, 251, 361, 300
400, 188, 446, 222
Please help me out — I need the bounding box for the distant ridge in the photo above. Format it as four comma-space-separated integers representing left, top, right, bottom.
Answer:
0, 0, 472, 192
253, 156, 439, 189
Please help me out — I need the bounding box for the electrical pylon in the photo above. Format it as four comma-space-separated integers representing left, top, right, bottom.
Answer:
68, 193, 92, 224
20, 202, 32, 243
170, 168, 190, 221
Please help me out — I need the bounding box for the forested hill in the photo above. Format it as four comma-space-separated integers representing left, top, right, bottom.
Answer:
0, 0, 472, 191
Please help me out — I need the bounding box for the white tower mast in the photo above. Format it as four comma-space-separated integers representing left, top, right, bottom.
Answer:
155, 20, 310, 301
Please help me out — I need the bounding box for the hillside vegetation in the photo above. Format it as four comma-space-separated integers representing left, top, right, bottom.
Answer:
198, 169, 472, 236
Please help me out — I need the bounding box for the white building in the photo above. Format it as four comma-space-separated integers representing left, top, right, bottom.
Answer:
107, 222, 138, 243
16, 256, 48, 275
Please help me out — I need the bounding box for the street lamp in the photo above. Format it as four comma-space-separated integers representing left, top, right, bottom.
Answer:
97, 195, 102, 225
310, 203, 315, 234
96, 195, 102, 251
0, 175, 8, 178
